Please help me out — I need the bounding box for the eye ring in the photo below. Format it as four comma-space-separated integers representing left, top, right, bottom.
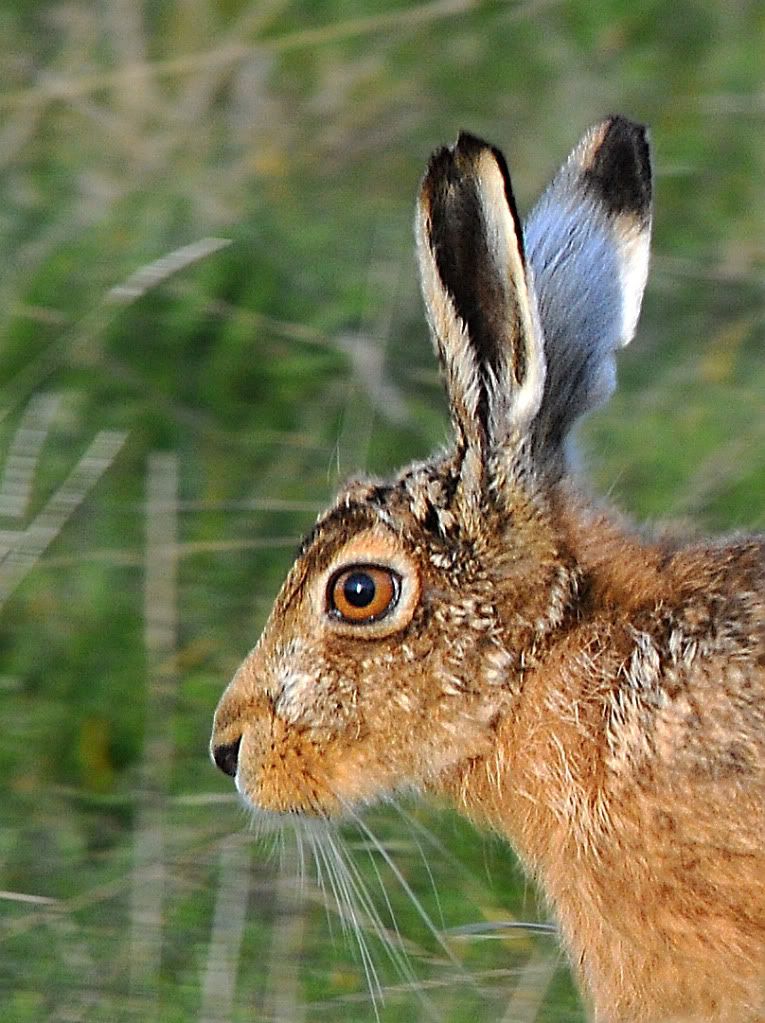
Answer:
327, 565, 400, 625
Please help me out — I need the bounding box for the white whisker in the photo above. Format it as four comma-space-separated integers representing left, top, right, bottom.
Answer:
388, 803, 446, 931
332, 829, 447, 1023
342, 803, 474, 990
322, 831, 384, 1014
307, 828, 343, 944
293, 823, 307, 894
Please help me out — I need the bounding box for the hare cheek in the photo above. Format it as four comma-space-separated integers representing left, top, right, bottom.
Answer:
272, 666, 318, 725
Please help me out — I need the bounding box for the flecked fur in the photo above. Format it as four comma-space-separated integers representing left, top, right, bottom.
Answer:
211, 118, 765, 1023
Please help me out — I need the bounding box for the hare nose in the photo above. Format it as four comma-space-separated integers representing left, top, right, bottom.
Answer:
212, 737, 241, 778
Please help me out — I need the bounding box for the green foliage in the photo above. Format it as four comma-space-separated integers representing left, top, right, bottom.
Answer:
0, 1, 761, 1020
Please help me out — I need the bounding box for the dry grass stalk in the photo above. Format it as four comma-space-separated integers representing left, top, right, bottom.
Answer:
129, 452, 180, 1009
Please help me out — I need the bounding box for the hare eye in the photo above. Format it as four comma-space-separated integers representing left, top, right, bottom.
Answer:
328, 565, 400, 624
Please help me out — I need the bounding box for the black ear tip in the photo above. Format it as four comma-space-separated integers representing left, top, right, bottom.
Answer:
454, 130, 492, 155
423, 132, 496, 187
602, 114, 651, 178
420, 129, 524, 268
423, 142, 453, 183
584, 114, 653, 222
421, 131, 515, 221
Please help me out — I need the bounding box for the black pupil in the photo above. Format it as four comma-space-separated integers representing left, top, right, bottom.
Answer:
343, 572, 376, 608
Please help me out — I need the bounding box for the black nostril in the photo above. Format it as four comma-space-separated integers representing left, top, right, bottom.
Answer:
213, 737, 242, 778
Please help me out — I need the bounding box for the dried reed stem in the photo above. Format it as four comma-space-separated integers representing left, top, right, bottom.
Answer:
499, 944, 559, 1022
199, 835, 253, 1023
129, 452, 180, 1012
0, 393, 61, 519
0, 429, 127, 607
260, 840, 307, 1023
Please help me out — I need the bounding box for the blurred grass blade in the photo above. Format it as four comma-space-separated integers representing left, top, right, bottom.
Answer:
261, 839, 308, 1023
199, 835, 253, 1023
0, 393, 61, 519
498, 945, 559, 1022
0, 429, 127, 606
129, 452, 180, 1010
108, 237, 232, 305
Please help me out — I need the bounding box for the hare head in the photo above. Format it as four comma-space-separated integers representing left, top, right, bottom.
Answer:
210, 116, 653, 819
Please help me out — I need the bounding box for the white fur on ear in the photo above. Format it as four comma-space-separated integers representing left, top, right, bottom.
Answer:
473, 148, 546, 443
616, 219, 651, 349
416, 133, 546, 475
414, 214, 485, 454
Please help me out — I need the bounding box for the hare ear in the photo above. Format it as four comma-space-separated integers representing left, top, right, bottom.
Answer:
525, 116, 653, 462
416, 133, 545, 473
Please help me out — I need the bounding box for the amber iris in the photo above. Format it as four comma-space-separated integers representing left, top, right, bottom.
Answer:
328, 565, 399, 623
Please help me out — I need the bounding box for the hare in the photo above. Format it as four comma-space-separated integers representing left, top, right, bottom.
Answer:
210, 116, 765, 1022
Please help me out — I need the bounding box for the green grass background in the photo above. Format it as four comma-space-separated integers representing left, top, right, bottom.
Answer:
0, 2, 762, 1021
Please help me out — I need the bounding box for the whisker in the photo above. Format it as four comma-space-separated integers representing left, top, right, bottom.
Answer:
245, 809, 283, 867
330, 829, 446, 1023
396, 805, 558, 946
388, 801, 447, 931
345, 827, 412, 962
307, 825, 385, 1017
321, 830, 384, 1014
276, 825, 286, 867
326, 830, 412, 968
293, 822, 307, 894
341, 801, 479, 999
391, 802, 460, 868
305, 828, 340, 945
445, 920, 557, 937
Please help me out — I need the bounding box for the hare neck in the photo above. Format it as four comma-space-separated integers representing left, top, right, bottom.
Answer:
436, 497, 764, 1022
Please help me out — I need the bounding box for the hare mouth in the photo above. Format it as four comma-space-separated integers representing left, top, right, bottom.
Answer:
238, 801, 335, 833
235, 776, 338, 819
233, 733, 346, 818
234, 731, 418, 821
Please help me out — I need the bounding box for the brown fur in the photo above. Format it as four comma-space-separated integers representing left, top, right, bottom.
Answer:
443, 492, 765, 1021
211, 120, 765, 1021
